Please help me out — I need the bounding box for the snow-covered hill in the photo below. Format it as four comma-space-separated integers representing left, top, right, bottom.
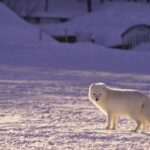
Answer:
1, 2, 150, 74
0, 3, 55, 45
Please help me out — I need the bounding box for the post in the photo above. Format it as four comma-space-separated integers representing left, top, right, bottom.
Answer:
91, 34, 95, 43
76, 32, 79, 42
44, 0, 49, 12
65, 28, 68, 43
86, 0, 92, 12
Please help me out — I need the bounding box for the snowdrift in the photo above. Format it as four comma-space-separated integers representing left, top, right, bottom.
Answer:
1, 42, 150, 74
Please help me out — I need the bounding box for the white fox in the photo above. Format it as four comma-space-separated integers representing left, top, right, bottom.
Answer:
89, 82, 150, 133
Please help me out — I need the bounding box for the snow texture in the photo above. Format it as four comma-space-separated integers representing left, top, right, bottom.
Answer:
0, 66, 150, 150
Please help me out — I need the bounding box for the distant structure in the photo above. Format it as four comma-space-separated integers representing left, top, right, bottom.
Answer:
121, 24, 150, 49
1, 0, 150, 23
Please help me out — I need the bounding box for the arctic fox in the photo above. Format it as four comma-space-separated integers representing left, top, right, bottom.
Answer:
89, 82, 150, 133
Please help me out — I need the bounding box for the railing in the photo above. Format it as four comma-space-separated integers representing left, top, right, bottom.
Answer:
121, 24, 150, 49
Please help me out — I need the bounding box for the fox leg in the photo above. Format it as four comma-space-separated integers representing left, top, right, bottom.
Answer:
112, 115, 117, 130
106, 112, 113, 130
140, 119, 147, 134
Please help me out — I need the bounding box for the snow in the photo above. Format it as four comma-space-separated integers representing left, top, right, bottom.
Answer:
1, 41, 150, 74
0, 66, 150, 149
1, 1, 150, 74
133, 43, 150, 51
0, 1, 150, 149
0, 3, 55, 45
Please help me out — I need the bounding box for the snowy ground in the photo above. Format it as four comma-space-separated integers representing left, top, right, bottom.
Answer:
0, 66, 150, 150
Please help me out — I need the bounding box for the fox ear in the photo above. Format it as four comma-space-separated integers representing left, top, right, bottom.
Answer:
90, 83, 94, 89
102, 83, 106, 89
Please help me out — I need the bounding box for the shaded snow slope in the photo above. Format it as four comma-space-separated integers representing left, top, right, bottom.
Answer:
1, 42, 150, 74
0, 3, 55, 45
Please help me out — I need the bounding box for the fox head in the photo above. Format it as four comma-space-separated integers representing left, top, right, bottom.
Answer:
89, 82, 107, 103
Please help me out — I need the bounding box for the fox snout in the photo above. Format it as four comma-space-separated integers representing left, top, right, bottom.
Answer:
95, 98, 99, 101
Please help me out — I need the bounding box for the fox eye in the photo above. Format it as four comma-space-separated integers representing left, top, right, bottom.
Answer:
99, 93, 102, 96
93, 93, 96, 96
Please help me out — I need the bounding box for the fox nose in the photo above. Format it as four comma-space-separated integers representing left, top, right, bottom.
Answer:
95, 98, 98, 101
